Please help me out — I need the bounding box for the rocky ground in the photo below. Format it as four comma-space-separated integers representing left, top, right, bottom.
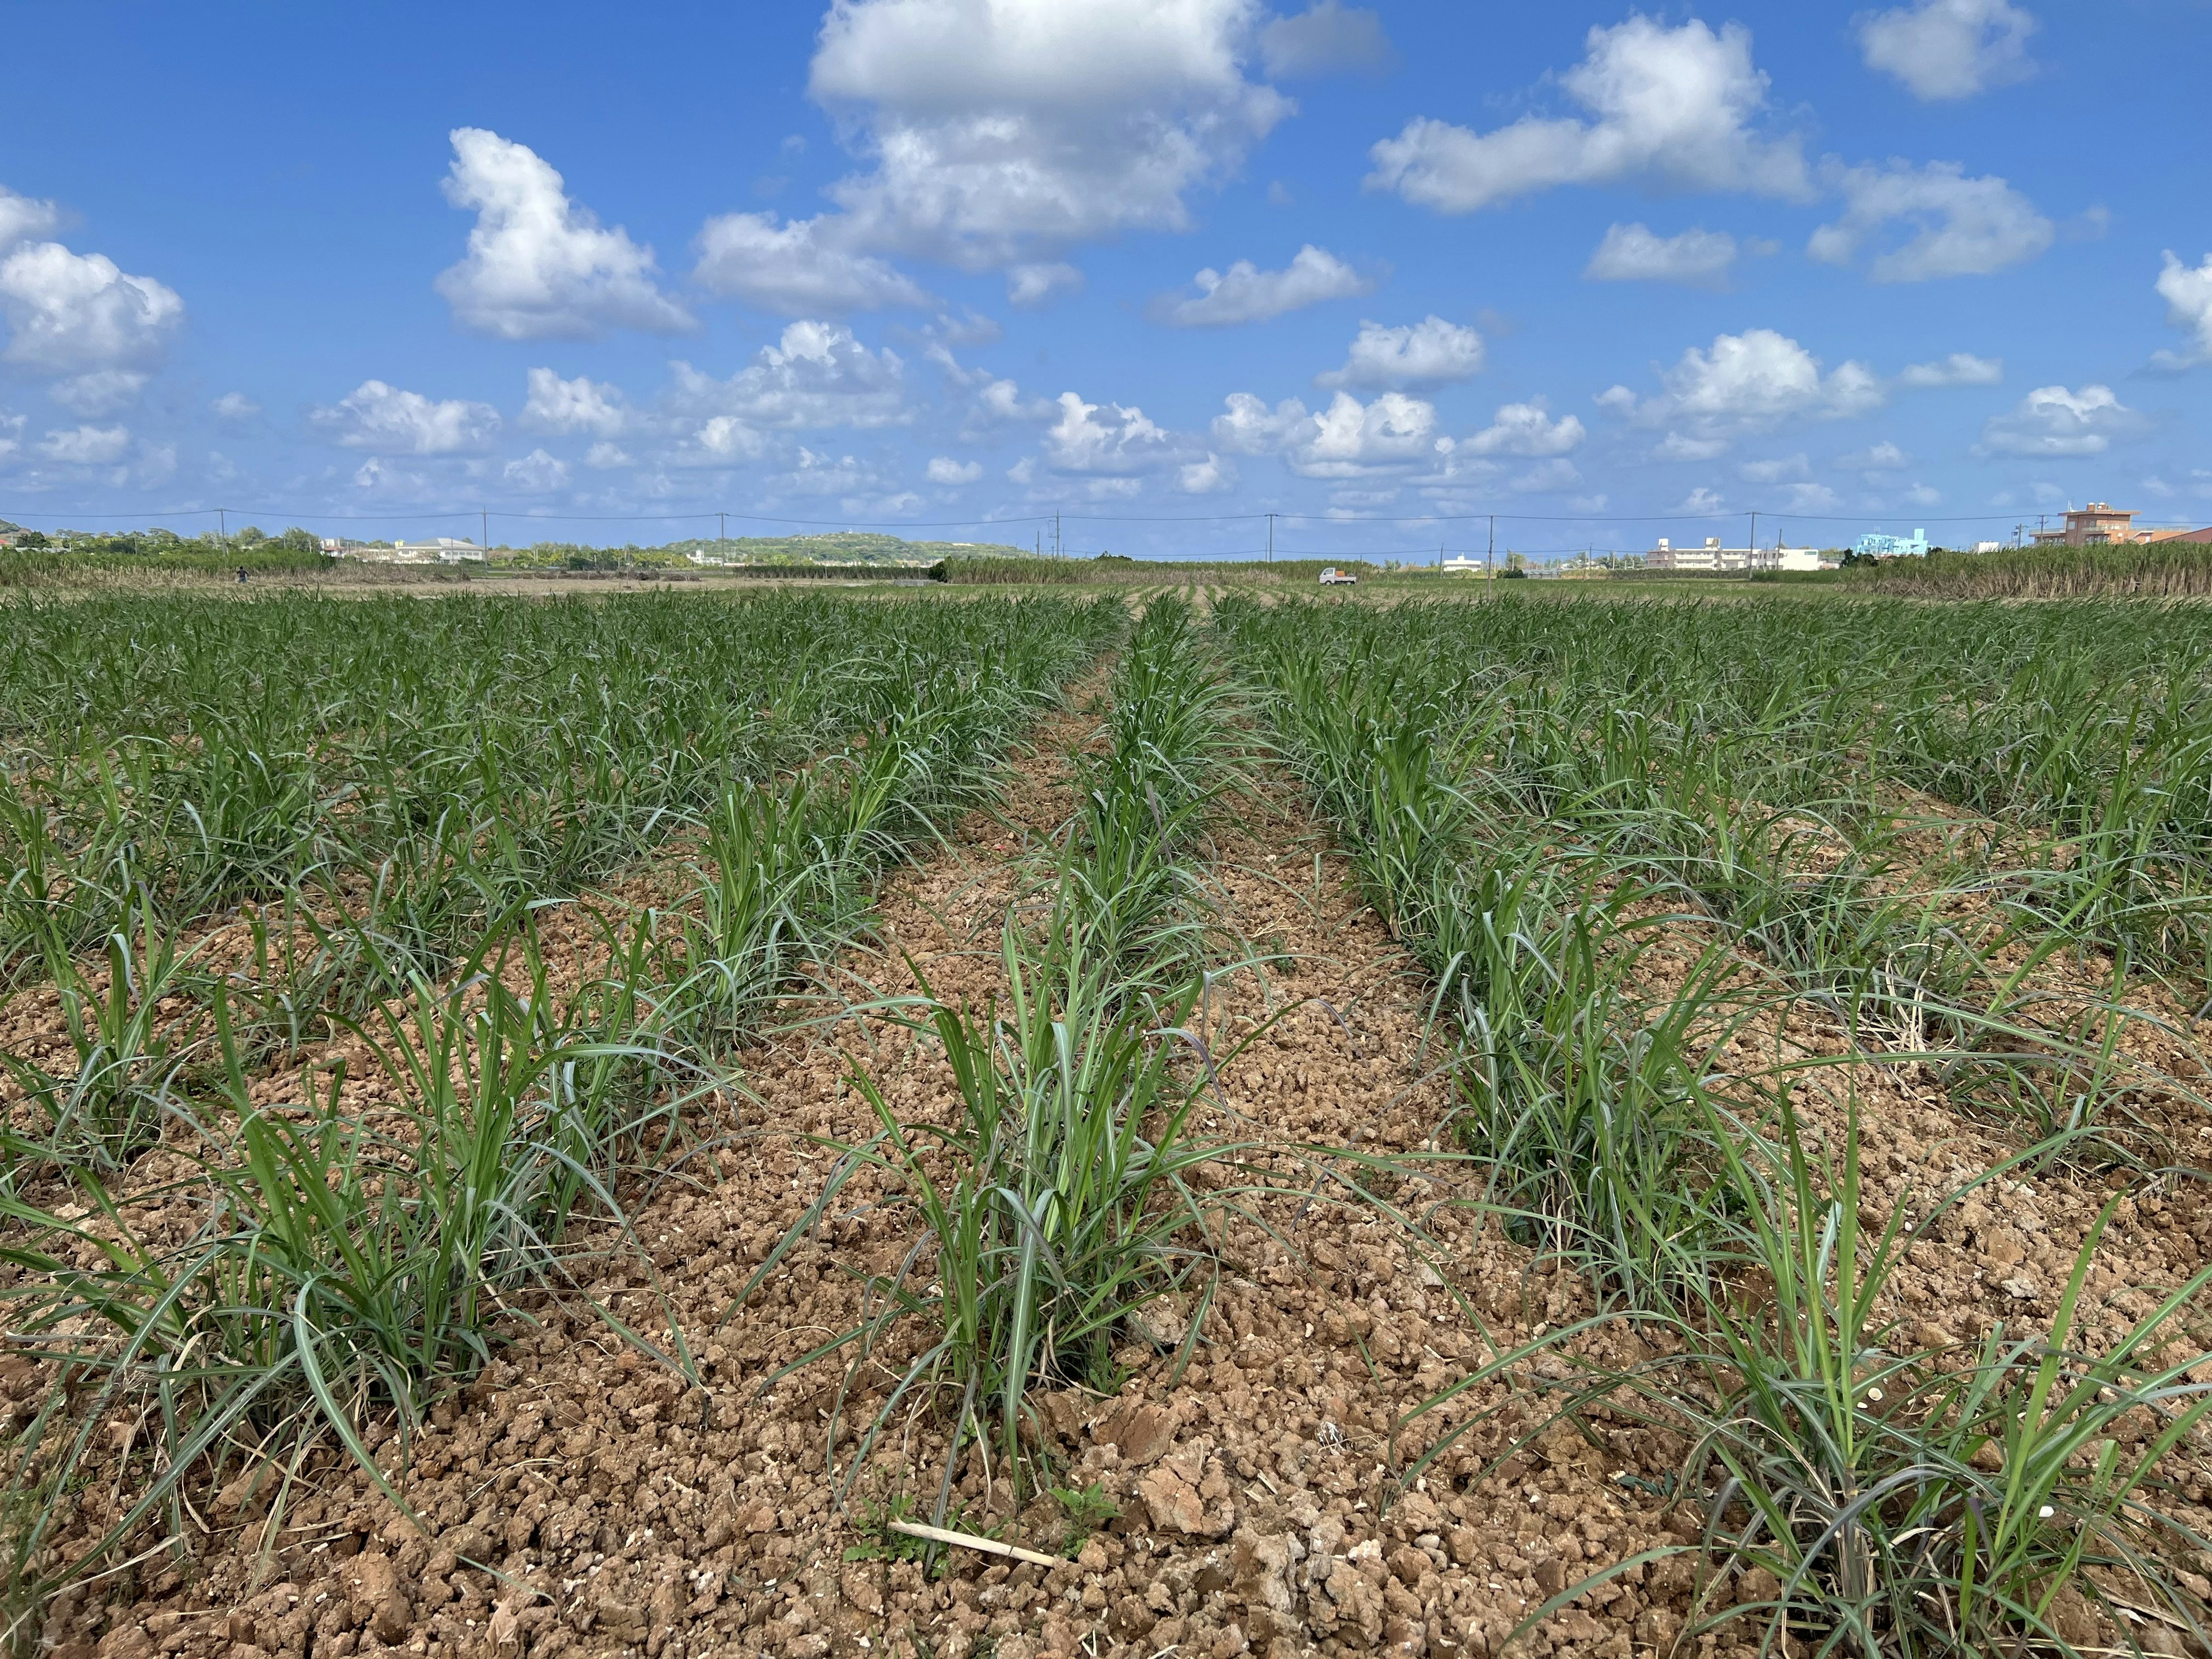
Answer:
8, 654, 2212, 1659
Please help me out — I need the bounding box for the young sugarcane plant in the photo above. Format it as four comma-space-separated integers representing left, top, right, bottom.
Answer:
732, 917, 1236, 1521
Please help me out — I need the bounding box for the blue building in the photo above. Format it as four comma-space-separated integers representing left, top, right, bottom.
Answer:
1853, 527, 1929, 558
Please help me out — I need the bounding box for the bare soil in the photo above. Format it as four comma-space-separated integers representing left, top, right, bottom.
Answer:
10, 672, 2212, 1659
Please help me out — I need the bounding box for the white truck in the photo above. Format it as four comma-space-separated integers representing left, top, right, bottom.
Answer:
1317, 566, 1358, 585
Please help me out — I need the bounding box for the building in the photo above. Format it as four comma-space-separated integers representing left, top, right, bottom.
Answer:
1440, 555, 1486, 576
2032, 503, 2138, 546
2144, 525, 2212, 546
1648, 537, 1830, 573
1852, 528, 1929, 559
324, 537, 485, 563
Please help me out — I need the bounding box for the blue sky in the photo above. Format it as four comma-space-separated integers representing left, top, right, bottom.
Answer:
3, 0, 2210, 558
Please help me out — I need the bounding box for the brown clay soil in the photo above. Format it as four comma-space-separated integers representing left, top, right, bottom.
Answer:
10, 664, 2212, 1659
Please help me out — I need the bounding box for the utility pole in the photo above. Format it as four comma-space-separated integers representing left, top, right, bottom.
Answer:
217, 507, 227, 548
1266, 512, 1276, 563
1054, 511, 1062, 558
1748, 511, 1758, 572
719, 511, 728, 563
2014, 522, 2025, 548
1487, 513, 1495, 594
481, 508, 489, 553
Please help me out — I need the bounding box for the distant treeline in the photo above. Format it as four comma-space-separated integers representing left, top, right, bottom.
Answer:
0, 527, 332, 585
1850, 540, 2212, 599
940, 555, 1384, 585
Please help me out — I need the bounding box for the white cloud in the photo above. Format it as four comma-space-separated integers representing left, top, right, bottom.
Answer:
0, 186, 60, 252
434, 128, 692, 340
1259, 1, 1392, 77
1584, 223, 1741, 287
2156, 251, 2212, 366
502, 448, 571, 493
666, 321, 908, 431
926, 454, 983, 483
584, 441, 631, 469
688, 415, 767, 462
1857, 0, 2036, 101
1155, 244, 1373, 327
1316, 315, 1482, 389
48, 370, 149, 416
1287, 391, 1443, 478
1179, 452, 1236, 493
0, 240, 183, 377
1366, 18, 1809, 214
1464, 400, 1584, 458
1041, 391, 1196, 475
1904, 482, 1942, 506
211, 391, 260, 420
1777, 482, 1842, 512
1006, 263, 1085, 308
806, 0, 1290, 268
1613, 328, 1883, 451
1209, 389, 1442, 478
1899, 351, 2003, 386
1979, 384, 2144, 457
1211, 391, 1308, 455
522, 367, 629, 435
1681, 487, 1726, 514
1652, 431, 1728, 462
1839, 440, 1910, 469
37, 423, 131, 465
310, 380, 502, 454
351, 456, 429, 494
1809, 161, 2050, 281
1737, 453, 1809, 484
691, 210, 931, 315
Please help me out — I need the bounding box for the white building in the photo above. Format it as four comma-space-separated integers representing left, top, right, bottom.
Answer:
325, 537, 485, 564
1647, 537, 1830, 573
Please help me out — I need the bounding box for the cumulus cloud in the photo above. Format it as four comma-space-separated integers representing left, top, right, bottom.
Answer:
502, 448, 571, 493
1316, 316, 1482, 389
211, 391, 260, 420
1839, 440, 1911, 469
435, 128, 692, 340
1809, 161, 2050, 281
0, 185, 60, 252
1040, 391, 1197, 476
1979, 384, 2145, 456
1366, 18, 1809, 214
37, 423, 131, 465
1007, 263, 1085, 308
1857, 0, 2036, 100
806, 0, 1289, 268
584, 441, 631, 469
1154, 245, 1374, 327
48, 370, 150, 416
1259, 1, 1392, 77
522, 367, 629, 435
2156, 251, 2212, 366
1286, 392, 1444, 477
0, 239, 183, 380
1464, 400, 1584, 458
926, 454, 983, 483
1609, 328, 1884, 453
666, 321, 908, 434
1899, 351, 2003, 386
1213, 389, 1446, 478
1211, 392, 1308, 456
692, 210, 931, 315
1179, 452, 1236, 493
1737, 452, 1809, 484
1584, 223, 1745, 287
310, 380, 502, 454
